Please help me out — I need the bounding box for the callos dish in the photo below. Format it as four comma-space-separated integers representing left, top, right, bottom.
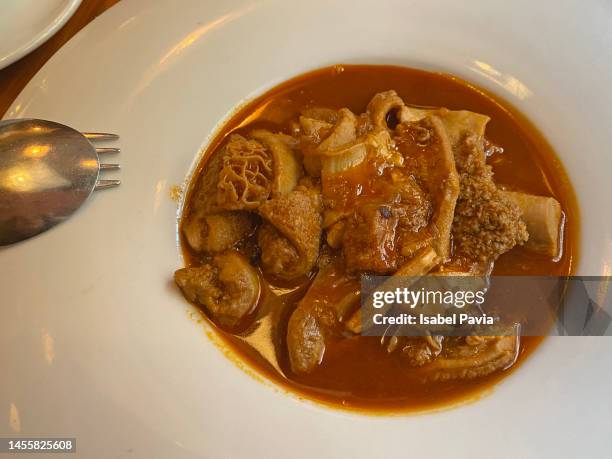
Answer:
173, 65, 578, 413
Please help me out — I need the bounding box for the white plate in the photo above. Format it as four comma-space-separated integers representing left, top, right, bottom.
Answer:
0, 0, 82, 70
2, 0, 612, 457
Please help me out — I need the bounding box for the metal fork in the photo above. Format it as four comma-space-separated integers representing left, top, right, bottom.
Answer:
83, 131, 122, 190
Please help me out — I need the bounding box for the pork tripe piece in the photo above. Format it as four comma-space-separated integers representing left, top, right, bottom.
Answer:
420, 334, 519, 382
183, 137, 256, 253
367, 89, 490, 146
311, 108, 357, 152
257, 186, 322, 281
216, 130, 301, 212
342, 202, 402, 273
217, 134, 273, 211
367, 90, 407, 130
174, 251, 260, 328
345, 246, 441, 334
250, 129, 302, 195
393, 116, 460, 260
182, 210, 255, 253
503, 191, 563, 257
299, 108, 358, 176
287, 260, 360, 374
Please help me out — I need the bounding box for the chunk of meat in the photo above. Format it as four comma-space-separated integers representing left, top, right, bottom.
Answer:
217, 134, 273, 210
420, 335, 519, 382
257, 186, 322, 280
287, 260, 360, 374
286, 302, 335, 374
452, 134, 528, 262
182, 210, 255, 253
174, 251, 260, 328
188, 145, 226, 216
257, 223, 300, 277
342, 202, 400, 273
503, 191, 563, 257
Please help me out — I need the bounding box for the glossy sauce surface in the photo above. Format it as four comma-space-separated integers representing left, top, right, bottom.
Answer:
181, 65, 579, 413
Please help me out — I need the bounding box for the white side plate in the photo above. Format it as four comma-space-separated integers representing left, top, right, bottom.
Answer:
0, 0, 82, 70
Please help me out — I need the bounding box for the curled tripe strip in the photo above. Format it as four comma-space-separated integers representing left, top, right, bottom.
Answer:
299, 108, 358, 176
257, 186, 322, 281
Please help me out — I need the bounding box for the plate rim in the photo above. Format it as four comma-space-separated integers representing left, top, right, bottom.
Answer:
0, 0, 83, 70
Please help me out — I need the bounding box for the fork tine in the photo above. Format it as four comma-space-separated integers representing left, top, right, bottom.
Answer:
95, 179, 121, 190
96, 147, 120, 154
99, 163, 120, 170
84, 132, 119, 141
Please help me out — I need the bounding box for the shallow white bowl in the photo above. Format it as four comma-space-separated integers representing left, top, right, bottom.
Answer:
1, 0, 611, 457
0, 0, 82, 69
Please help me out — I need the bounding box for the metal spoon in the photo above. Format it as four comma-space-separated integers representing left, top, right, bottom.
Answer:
0, 119, 121, 246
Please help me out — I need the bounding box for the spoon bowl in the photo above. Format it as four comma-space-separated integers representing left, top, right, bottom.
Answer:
0, 119, 119, 245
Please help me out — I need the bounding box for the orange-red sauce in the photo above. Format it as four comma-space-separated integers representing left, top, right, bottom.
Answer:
181, 65, 579, 413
